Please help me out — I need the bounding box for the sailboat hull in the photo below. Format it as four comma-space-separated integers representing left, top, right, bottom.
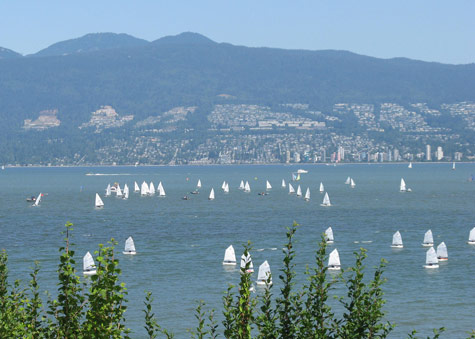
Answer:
83, 270, 97, 276
328, 266, 341, 271
437, 257, 448, 261
422, 243, 433, 247
320, 204, 331, 207
123, 251, 137, 255
256, 280, 272, 286
391, 245, 403, 248
222, 261, 236, 266
467, 241, 475, 245
423, 264, 439, 269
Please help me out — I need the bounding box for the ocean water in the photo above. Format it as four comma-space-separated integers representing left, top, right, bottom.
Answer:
0, 163, 474, 338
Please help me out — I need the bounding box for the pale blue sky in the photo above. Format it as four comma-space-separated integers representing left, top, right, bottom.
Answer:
0, 0, 473, 64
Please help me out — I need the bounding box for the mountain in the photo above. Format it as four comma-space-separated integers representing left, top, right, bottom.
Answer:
152, 32, 216, 46
33, 32, 149, 57
0, 47, 21, 59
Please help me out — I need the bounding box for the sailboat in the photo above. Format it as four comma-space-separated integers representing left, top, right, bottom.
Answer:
222, 181, 227, 190
319, 182, 324, 193
436, 242, 448, 261
468, 227, 475, 245
422, 230, 434, 247
296, 185, 302, 197
116, 185, 123, 198
123, 184, 129, 199
222, 245, 236, 265
256, 261, 272, 285
408, 162, 412, 169
321, 192, 331, 207
149, 182, 156, 195
123, 236, 137, 255
240, 253, 254, 273
239, 180, 245, 190
244, 181, 251, 193
325, 227, 334, 243
105, 184, 112, 197
400, 178, 406, 192
197, 179, 202, 189
304, 188, 310, 201
33, 193, 42, 207
288, 183, 295, 194
292, 172, 301, 181
281, 179, 286, 188
83, 252, 97, 275
141, 181, 149, 196
266, 180, 272, 191
209, 188, 215, 200
452, 162, 456, 170
328, 248, 341, 270
95, 193, 104, 208
391, 231, 403, 248
158, 182, 166, 197
423, 247, 439, 269
345, 176, 351, 185
134, 181, 140, 193
223, 182, 229, 193
350, 178, 356, 188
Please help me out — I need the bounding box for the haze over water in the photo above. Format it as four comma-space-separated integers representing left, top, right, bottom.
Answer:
1, 163, 474, 338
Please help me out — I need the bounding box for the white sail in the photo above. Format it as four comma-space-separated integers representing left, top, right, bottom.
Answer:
209, 188, 215, 200
422, 230, 434, 246
319, 182, 324, 193
134, 181, 140, 192
116, 185, 123, 197
33, 193, 42, 206
222, 181, 227, 190
239, 180, 245, 190
408, 162, 412, 169
223, 182, 229, 193
391, 231, 403, 247
281, 179, 286, 188
296, 185, 302, 197
149, 181, 156, 195
328, 249, 341, 270
266, 180, 272, 190
345, 176, 351, 184
325, 227, 334, 243
141, 181, 149, 196
240, 253, 254, 273
468, 227, 475, 244
425, 247, 439, 267
244, 181, 251, 192
304, 188, 310, 201
288, 183, 295, 194
83, 252, 96, 275
95, 193, 104, 208
197, 179, 202, 188
321, 192, 331, 207
436, 242, 448, 260
223, 245, 236, 265
452, 162, 456, 170
257, 260, 272, 285
123, 236, 136, 254
123, 184, 129, 199
105, 184, 112, 196
158, 182, 166, 196
350, 178, 356, 188
400, 178, 406, 192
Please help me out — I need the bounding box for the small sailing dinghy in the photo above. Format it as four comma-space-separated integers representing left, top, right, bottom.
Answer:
296, 185, 302, 197
391, 231, 403, 248
223, 182, 229, 193
266, 180, 272, 191
33, 193, 42, 207
95, 193, 104, 208
123, 184, 129, 199
222, 181, 227, 190
116, 185, 123, 198
436, 242, 448, 261
141, 181, 149, 196
158, 182, 166, 197
240, 253, 254, 273
222, 245, 236, 265
244, 181, 251, 193
288, 183, 295, 194
256, 261, 272, 285
328, 248, 341, 270
319, 182, 324, 193
134, 181, 140, 193
408, 162, 412, 169
149, 182, 156, 195
400, 178, 407, 192
468, 227, 475, 245
321, 192, 331, 207
197, 179, 202, 189
304, 188, 310, 201
423, 247, 439, 269
325, 227, 334, 244
281, 179, 286, 188
452, 162, 456, 170
105, 184, 112, 197
209, 188, 215, 200
83, 252, 97, 275
345, 176, 351, 185
350, 178, 356, 188
239, 180, 245, 190
422, 230, 434, 247
123, 236, 136, 255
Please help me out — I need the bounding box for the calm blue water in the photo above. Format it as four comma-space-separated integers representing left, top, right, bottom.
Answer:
0, 164, 474, 338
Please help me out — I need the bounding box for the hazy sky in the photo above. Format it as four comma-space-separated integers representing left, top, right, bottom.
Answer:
1, 0, 473, 64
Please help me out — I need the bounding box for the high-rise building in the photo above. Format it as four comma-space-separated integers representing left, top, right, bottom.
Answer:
436, 146, 443, 161
338, 146, 345, 161
426, 145, 432, 161
393, 149, 400, 162
294, 152, 301, 163
285, 150, 291, 163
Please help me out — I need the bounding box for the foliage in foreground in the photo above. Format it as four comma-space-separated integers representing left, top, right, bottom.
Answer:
0, 221, 459, 338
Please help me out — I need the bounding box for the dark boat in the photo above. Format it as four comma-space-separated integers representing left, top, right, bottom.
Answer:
190, 190, 199, 194
26, 196, 36, 202
182, 195, 190, 200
